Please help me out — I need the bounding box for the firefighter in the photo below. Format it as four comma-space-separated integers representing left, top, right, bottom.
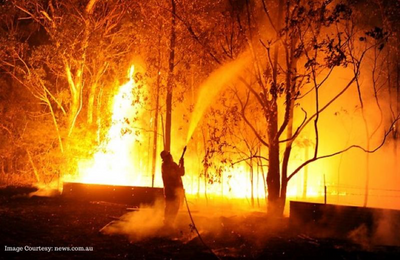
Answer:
160, 150, 185, 228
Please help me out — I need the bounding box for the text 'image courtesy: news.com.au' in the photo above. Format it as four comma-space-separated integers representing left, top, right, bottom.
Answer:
4, 246, 94, 253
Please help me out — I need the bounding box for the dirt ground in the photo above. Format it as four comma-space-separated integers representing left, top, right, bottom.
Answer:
1, 186, 400, 260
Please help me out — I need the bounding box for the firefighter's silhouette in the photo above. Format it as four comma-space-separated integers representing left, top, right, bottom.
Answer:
160, 150, 185, 227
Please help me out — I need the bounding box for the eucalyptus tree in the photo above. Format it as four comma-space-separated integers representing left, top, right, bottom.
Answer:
179, 0, 399, 216
0, 0, 139, 183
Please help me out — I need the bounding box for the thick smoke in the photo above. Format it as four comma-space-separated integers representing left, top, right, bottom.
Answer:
372, 211, 400, 246
101, 200, 166, 241
348, 210, 400, 248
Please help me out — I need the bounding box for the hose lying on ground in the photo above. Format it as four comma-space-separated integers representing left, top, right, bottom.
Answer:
183, 191, 220, 260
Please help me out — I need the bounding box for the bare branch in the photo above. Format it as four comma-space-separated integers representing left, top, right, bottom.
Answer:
167, 8, 222, 65
237, 76, 267, 115
86, 0, 99, 14
231, 155, 269, 166
297, 67, 335, 99
0, 125, 13, 136
234, 89, 269, 147
261, 0, 278, 34
296, 75, 357, 139
279, 107, 307, 143
288, 116, 400, 182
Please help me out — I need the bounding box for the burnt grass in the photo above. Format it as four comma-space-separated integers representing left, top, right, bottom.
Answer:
1, 186, 400, 260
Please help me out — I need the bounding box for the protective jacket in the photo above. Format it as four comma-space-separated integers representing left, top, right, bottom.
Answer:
162, 160, 184, 199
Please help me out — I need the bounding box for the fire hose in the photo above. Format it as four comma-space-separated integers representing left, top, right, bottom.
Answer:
180, 146, 220, 259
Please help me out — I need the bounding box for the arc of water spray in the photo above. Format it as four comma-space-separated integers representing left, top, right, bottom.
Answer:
185, 52, 251, 144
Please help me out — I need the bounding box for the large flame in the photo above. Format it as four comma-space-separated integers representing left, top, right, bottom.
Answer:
76, 65, 150, 186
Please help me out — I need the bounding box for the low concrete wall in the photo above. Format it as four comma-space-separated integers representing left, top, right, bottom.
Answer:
289, 201, 400, 245
62, 182, 164, 206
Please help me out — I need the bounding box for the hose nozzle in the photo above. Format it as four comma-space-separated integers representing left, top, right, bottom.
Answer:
180, 146, 187, 161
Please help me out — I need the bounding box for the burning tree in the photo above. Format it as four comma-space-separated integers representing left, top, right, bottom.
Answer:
179, 0, 399, 215
0, 0, 140, 185
235, 0, 399, 215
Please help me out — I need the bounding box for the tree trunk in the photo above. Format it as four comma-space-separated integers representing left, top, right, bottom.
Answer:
363, 127, 370, 207
87, 81, 97, 124
250, 159, 254, 207
151, 43, 161, 187
165, 0, 176, 152
396, 71, 399, 182
303, 147, 309, 198
65, 63, 82, 136
204, 165, 208, 203
357, 74, 370, 207
280, 36, 298, 214
266, 0, 284, 217
258, 146, 268, 205
267, 102, 280, 216
96, 88, 103, 143
202, 128, 209, 203
67, 9, 92, 136
87, 67, 105, 125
